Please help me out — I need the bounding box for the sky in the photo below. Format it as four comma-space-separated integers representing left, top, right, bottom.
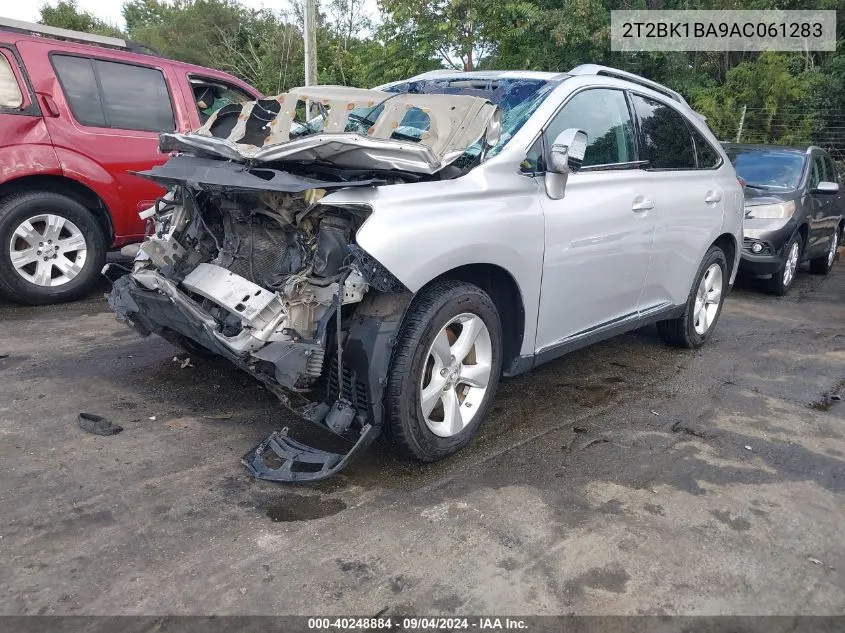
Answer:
2, 0, 376, 29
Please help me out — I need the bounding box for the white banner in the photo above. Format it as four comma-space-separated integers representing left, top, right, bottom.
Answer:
611, 10, 837, 52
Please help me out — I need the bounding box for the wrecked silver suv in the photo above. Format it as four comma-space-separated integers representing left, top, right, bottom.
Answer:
109, 67, 743, 481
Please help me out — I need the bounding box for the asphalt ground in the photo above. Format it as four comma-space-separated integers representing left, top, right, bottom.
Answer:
1, 257, 843, 616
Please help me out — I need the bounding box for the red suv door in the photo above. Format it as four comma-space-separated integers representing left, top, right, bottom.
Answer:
17, 41, 188, 244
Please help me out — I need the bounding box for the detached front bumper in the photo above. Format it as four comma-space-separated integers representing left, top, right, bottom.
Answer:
108, 272, 410, 482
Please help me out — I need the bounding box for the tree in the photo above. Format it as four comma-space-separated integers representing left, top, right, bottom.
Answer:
379, 0, 540, 71
39, 0, 123, 37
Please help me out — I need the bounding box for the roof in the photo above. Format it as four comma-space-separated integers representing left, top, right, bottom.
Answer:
374, 69, 567, 91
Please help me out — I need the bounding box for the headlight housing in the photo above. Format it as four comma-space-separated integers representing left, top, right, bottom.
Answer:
744, 200, 796, 219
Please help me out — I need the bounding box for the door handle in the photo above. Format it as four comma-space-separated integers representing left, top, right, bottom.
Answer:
704, 190, 722, 204
36, 92, 60, 117
632, 197, 654, 212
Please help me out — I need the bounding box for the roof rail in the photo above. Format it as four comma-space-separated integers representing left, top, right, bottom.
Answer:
569, 64, 688, 107
0, 17, 158, 56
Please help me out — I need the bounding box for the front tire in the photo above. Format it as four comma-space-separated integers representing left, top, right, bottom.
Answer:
766, 235, 801, 296
809, 228, 838, 275
657, 245, 727, 349
0, 192, 107, 305
384, 280, 503, 462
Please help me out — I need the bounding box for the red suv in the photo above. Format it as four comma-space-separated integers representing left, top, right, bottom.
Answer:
0, 20, 261, 304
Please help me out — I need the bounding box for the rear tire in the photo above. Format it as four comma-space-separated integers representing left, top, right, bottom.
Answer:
657, 245, 727, 349
384, 280, 503, 462
809, 228, 838, 275
0, 191, 107, 305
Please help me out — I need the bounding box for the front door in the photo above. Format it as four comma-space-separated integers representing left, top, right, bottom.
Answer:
534, 88, 655, 353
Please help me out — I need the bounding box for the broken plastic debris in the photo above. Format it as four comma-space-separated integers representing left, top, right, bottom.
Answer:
808, 557, 823, 565
149, 416, 157, 421
77, 412, 123, 436
172, 356, 193, 368
650, 410, 660, 416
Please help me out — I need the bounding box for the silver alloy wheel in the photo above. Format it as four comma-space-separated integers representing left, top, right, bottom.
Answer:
419, 313, 493, 438
693, 263, 723, 336
9, 214, 88, 287
828, 230, 839, 267
783, 240, 800, 287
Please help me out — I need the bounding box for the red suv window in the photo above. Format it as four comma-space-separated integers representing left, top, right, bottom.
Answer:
0, 50, 24, 110
52, 54, 175, 132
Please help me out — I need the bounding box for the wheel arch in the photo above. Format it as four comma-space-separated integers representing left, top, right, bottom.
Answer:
0, 175, 114, 243
797, 221, 809, 249
712, 232, 737, 273
419, 263, 526, 376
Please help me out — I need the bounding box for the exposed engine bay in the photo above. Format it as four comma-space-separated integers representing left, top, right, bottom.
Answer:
107, 85, 506, 482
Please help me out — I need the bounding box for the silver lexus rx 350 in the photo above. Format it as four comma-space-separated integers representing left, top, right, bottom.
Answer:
108, 65, 744, 481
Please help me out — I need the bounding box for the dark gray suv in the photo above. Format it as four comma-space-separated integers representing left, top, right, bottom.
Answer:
725, 144, 845, 295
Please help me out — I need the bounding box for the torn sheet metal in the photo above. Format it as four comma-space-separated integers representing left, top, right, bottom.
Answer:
159, 86, 501, 174
135, 155, 377, 192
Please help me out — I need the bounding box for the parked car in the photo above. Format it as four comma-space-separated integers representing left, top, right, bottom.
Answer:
108, 66, 743, 481
724, 143, 845, 295
0, 18, 261, 305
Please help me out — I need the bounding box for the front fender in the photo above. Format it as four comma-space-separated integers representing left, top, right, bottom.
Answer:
323, 164, 545, 357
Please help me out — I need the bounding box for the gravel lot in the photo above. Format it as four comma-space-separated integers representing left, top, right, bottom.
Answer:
1, 258, 844, 616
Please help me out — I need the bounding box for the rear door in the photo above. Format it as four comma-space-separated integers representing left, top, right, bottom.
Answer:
630, 93, 727, 311
20, 43, 179, 243
0, 45, 62, 186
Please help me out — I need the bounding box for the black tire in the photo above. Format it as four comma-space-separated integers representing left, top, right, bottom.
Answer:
766, 234, 802, 296
383, 280, 503, 462
0, 191, 107, 305
657, 245, 728, 349
808, 227, 839, 275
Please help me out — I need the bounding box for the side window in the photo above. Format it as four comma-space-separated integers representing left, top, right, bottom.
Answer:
630, 94, 696, 169
191, 78, 254, 123
53, 54, 174, 132
52, 55, 107, 126
0, 52, 23, 109
544, 89, 636, 167
691, 126, 720, 168
810, 155, 824, 189
95, 60, 174, 131
823, 156, 839, 184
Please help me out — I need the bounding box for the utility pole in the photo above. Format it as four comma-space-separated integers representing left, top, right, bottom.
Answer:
303, 0, 317, 87
735, 104, 747, 143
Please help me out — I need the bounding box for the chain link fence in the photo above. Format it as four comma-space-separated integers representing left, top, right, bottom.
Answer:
733, 107, 845, 169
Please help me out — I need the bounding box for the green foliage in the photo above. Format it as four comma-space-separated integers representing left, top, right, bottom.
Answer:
39, 0, 123, 38
36, 0, 845, 156
692, 52, 826, 144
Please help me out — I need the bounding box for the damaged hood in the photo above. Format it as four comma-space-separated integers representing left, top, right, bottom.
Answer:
160, 86, 501, 175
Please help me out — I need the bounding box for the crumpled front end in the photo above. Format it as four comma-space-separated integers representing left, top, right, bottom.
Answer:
159, 85, 502, 175
107, 86, 506, 481
107, 159, 411, 481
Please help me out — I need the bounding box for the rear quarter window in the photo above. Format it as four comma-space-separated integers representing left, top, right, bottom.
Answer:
0, 53, 23, 109
691, 127, 721, 168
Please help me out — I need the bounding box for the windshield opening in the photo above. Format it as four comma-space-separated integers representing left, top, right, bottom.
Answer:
726, 148, 805, 190
381, 78, 560, 158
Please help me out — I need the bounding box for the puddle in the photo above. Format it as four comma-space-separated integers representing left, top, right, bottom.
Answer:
266, 493, 347, 522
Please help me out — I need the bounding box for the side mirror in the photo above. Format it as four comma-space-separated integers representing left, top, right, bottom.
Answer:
813, 181, 839, 195
545, 128, 587, 200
